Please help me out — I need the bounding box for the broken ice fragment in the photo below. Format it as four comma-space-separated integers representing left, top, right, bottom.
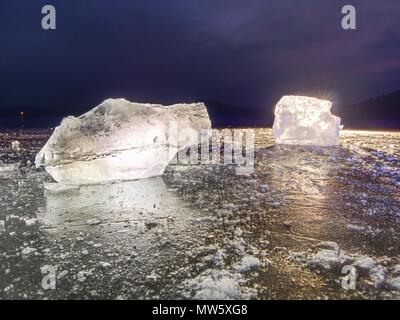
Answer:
354, 256, 378, 275
308, 249, 352, 271
11, 141, 21, 152
35, 98, 211, 184
272, 96, 341, 146
99, 261, 112, 268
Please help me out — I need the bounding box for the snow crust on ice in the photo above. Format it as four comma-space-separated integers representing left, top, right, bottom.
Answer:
39, 177, 173, 227
388, 277, 400, 291
183, 269, 256, 300
308, 249, 352, 271
35, 98, 211, 185
0, 220, 5, 234
272, 96, 341, 146
234, 255, 262, 272
11, 141, 21, 152
0, 162, 20, 174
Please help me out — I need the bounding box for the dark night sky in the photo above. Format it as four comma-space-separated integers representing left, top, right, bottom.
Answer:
0, 0, 399, 125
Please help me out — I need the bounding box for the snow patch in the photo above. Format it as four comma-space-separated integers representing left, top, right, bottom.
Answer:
11, 141, 21, 152
183, 269, 256, 300
234, 255, 262, 273
388, 277, 400, 291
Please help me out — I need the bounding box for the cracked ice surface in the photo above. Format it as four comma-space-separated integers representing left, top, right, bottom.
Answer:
35, 99, 211, 185
272, 96, 341, 146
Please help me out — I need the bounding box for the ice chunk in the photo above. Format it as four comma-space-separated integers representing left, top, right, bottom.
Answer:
272, 96, 341, 146
35, 98, 211, 184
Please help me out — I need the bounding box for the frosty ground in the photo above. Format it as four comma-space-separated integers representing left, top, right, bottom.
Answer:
0, 128, 400, 299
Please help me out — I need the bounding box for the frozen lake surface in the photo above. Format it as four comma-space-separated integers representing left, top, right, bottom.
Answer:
0, 128, 400, 299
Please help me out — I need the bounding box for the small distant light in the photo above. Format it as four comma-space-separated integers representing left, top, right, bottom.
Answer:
20, 112, 24, 116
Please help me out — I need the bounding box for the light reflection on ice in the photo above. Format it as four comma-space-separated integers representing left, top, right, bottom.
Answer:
266, 144, 337, 231
37, 177, 188, 231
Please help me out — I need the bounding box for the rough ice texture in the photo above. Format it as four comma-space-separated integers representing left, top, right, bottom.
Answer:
234, 255, 262, 272
272, 96, 341, 146
308, 249, 353, 271
36, 98, 211, 185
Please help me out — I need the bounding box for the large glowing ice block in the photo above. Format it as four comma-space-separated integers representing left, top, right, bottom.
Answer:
272, 96, 341, 146
35, 98, 211, 185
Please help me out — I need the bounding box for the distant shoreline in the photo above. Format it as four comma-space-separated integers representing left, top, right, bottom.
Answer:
0, 116, 399, 132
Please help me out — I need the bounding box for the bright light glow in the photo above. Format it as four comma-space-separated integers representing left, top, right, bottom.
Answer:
35, 98, 212, 185
272, 96, 342, 146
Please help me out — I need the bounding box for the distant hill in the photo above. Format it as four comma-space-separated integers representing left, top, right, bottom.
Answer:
1, 93, 399, 129
203, 99, 273, 128
341, 90, 400, 129
206, 92, 400, 130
